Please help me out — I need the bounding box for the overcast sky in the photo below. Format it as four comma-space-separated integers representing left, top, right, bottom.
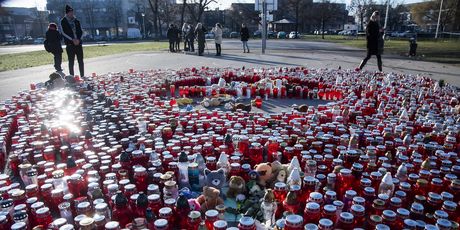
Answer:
2, 0, 425, 10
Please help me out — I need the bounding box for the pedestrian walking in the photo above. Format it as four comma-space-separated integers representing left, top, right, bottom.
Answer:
45, 23, 63, 73
167, 24, 176, 52
195, 23, 206, 56
240, 23, 250, 53
356, 11, 384, 72
60, 4, 84, 77
182, 23, 190, 51
212, 23, 223, 56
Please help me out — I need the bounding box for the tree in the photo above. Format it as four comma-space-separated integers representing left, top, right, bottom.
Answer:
349, 0, 375, 31
107, 0, 122, 38
313, 0, 347, 39
410, 0, 458, 33
286, 0, 308, 36
148, 0, 160, 39
187, 0, 217, 23
83, 0, 96, 37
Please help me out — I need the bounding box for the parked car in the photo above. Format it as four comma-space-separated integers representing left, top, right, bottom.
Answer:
33, 37, 45, 44
277, 31, 287, 39
268, 31, 276, 38
229, 32, 239, 38
288, 31, 301, 39
253, 30, 261, 38
205, 32, 215, 39
5, 36, 19, 45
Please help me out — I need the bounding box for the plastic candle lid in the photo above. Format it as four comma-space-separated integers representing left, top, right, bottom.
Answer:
154, 219, 168, 227
239, 216, 255, 226
286, 214, 303, 224
105, 221, 120, 229
59, 224, 75, 230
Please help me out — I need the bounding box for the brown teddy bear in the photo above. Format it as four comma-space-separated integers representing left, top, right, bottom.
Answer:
227, 176, 246, 198
196, 186, 224, 214
254, 163, 273, 188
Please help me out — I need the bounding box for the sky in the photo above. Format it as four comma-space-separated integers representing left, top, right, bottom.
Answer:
2, 0, 426, 10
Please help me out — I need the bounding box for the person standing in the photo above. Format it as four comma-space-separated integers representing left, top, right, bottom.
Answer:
60, 5, 84, 77
167, 24, 176, 52
356, 11, 384, 72
195, 23, 206, 56
175, 25, 181, 52
186, 24, 195, 52
240, 23, 250, 53
212, 23, 223, 56
182, 23, 190, 51
45, 23, 63, 72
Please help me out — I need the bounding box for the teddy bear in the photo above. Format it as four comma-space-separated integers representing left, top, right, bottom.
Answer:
204, 168, 226, 197
254, 162, 273, 188
227, 176, 246, 199
196, 186, 224, 214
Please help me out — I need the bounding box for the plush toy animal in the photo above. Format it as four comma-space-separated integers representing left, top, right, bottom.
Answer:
233, 103, 252, 112
204, 168, 226, 196
254, 163, 273, 188
196, 186, 224, 214
227, 176, 246, 198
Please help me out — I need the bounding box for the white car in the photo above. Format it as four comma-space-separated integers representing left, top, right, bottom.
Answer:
288, 31, 300, 38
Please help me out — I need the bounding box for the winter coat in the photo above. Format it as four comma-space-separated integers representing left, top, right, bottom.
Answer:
240, 27, 250, 41
167, 27, 177, 41
195, 27, 206, 44
60, 16, 83, 46
366, 20, 383, 55
212, 26, 223, 44
45, 29, 63, 53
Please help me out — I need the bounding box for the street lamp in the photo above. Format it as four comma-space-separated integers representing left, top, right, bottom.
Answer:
435, 0, 444, 39
141, 13, 146, 39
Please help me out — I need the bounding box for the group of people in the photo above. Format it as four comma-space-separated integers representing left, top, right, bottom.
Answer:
167, 22, 251, 56
45, 4, 85, 77
44, 4, 385, 76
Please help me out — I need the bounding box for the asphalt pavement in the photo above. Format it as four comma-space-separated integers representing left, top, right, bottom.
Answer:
0, 39, 459, 101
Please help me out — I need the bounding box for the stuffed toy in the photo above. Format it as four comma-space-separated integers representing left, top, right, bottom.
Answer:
201, 97, 221, 107
188, 199, 201, 212
227, 176, 246, 198
204, 168, 226, 196
246, 171, 264, 199
196, 186, 224, 214
233, 103, 252, 112
254, 163, 273, 188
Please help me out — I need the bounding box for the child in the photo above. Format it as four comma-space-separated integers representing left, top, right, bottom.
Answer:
45, 23, 63, 72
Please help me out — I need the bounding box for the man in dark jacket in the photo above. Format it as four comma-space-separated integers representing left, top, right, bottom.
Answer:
167, 24, 176, 52
240, 23, 250, 53
45, 23, 63, 72
60, 5, 85, 77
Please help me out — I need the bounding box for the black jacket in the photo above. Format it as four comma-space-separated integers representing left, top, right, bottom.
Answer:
167, 27, 177, 41
60, 16, 83, 45
240, 27, 250, 41
45, 29, 63, 53
195, 27, 207, 44
366, 20, 382, 55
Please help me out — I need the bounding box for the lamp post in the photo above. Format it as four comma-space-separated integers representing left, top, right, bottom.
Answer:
141, 13, 146, 39
435, 0, 444, 39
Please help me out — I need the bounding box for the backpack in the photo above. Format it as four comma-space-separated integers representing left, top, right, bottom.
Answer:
44, 39, 51, 52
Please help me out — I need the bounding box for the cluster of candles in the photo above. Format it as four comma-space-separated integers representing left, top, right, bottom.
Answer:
0, 66, 459, 230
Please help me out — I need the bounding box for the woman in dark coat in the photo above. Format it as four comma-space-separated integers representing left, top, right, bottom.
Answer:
357, 11, 383, 72
45, 23, 63, 72
195, 23, 206, 56
167, 24, 176, 52
240, 23, 250, 53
